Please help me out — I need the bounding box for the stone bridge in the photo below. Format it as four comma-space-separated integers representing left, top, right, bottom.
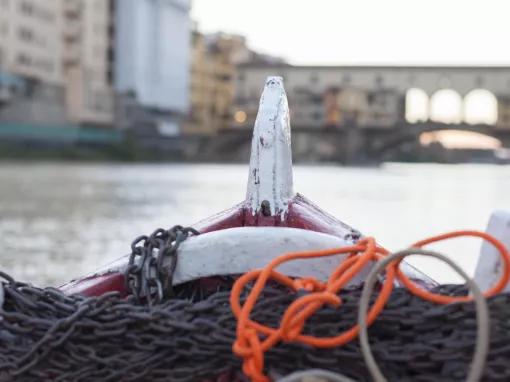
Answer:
364, 122, 510, 157
210, 123, 510, 163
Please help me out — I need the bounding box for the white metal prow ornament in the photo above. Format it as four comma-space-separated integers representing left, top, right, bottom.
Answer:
247, 76, 294, 219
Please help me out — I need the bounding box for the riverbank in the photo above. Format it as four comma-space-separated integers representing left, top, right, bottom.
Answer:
0, 140, 506, 164
1, 121, 509, 164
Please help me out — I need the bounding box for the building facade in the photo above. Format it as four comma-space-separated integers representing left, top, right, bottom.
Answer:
0, 0, 114, 127
185, 31, 286, 135
232, 65, 510, 130
114, 0, 191, 135
64, 0, 114, 125
184, 32, 248, 135
0, 0, 64, 84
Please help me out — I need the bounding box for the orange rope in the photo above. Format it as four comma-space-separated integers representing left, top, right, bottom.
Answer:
229, 231, 510, 382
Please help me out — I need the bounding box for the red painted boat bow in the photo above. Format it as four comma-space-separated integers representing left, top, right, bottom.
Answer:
60, 77, 435, 297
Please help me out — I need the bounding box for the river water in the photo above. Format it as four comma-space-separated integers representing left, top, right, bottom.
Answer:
1, 161, 509, 286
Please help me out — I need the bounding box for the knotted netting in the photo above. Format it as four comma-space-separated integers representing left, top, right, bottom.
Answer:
1, 272, 510, 382
1, 225, 510, 382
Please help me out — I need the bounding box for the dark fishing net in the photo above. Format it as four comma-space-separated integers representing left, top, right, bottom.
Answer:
1, 272, 510, 382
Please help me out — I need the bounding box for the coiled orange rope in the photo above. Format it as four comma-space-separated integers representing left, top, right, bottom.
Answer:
229, 230, 510, 382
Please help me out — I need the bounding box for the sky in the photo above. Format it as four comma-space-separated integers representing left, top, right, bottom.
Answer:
192, 0, 510, 66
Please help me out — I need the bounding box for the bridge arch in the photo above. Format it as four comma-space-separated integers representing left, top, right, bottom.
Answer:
405, 88, 429, 123
368, 122, 505, 159
430, 89, 463, 124
463, 89, 498, 125
420, 129, 502, 149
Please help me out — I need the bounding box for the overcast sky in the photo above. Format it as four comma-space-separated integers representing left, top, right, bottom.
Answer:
192, 0, 510, 65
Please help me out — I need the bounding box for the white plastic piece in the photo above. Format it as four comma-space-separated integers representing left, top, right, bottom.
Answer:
99, 227, 369, 286
246, 76, 294, 218
171, 227, 369, 285
474, 210, 510, 292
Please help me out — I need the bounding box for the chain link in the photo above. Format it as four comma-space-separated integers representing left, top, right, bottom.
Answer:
1, 226, 510, 381
1, 275, 510, 381
125, 226, 199, 306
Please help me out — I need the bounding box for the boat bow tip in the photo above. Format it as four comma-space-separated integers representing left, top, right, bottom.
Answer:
247, 76, 294, 219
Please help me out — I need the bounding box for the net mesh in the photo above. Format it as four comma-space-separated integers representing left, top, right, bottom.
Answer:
1, 273, 509, 382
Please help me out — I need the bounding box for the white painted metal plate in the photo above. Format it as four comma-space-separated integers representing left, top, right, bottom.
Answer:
172, 227, 369, 285
474, 210, 510, 292
246, 76, 294, 218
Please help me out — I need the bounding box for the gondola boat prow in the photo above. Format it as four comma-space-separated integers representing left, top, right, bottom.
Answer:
60, 75, 437, 297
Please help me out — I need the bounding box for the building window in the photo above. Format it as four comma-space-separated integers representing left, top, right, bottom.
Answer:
19, 1, 54, 22
19, 1, 33, 15
107, 46, 114, 62
310, 73, 318, 84
464, 89, 498, 125
107, 69, 114, 85
16, 53, 31, 66
18, 27, 34, 41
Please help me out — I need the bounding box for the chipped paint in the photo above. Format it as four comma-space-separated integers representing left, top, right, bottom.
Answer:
59, 77, 438, 297
246, 76, 294, 219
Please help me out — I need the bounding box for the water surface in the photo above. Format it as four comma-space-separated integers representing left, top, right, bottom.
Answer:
1, 161, 509, 285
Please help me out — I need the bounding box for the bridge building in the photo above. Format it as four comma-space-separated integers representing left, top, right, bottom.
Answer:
214, 64, 510, 163
232, 64, 510, 130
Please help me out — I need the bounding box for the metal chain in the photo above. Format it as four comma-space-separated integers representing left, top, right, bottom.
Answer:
358, 249, 489, 382
1, 274, 510, 381
125, 225, 200, 306
0, 224, 508, 381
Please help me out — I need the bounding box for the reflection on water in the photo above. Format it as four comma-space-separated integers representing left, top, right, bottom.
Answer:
1, 161, 510, 286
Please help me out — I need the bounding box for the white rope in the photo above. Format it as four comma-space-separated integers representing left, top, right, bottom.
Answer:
357, 248, 490, 382
276, 368, 356, 382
